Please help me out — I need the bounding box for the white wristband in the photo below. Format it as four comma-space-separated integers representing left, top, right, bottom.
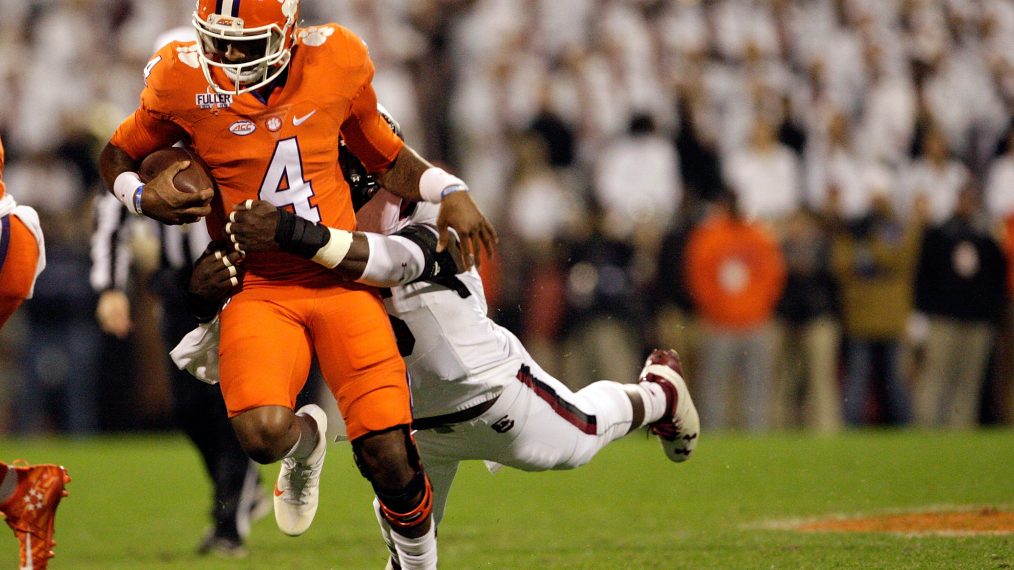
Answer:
311, 227, 354, 269
113, 171, 144, 215
419, 167, 468, 204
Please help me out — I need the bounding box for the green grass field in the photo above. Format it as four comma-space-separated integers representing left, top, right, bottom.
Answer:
1, 429, 1012, 569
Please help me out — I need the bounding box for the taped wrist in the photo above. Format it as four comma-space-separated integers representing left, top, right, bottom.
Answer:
274, 208, 331, 259
419, 167, 467, 203
273, 209, 353, 268
113, 171, 144, 215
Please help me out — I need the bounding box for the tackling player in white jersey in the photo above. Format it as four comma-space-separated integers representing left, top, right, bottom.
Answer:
182, 116, 699, 569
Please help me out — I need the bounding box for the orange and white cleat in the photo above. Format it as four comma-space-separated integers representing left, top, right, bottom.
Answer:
639, 349, 700, 463
0, 462, 71, 570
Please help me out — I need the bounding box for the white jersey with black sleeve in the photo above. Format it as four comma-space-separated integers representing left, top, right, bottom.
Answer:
355, 190, 523, 420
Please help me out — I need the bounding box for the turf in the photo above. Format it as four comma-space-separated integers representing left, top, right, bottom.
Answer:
1, 429, 1011, 569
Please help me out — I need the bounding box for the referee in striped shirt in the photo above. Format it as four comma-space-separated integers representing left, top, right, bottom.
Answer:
90, 191, 266, 557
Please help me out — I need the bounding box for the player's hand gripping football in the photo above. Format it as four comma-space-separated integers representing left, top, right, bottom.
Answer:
142, 160, 215, 225
225, 200, 281, 255
436, 190, 498, 270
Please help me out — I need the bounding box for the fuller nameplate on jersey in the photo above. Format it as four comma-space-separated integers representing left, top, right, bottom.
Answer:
195, 93, 233, 110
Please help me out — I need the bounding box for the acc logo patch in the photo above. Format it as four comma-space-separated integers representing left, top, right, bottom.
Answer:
229, 120, 256, 136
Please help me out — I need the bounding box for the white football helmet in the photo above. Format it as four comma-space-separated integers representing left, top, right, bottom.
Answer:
192, 0, 299, 95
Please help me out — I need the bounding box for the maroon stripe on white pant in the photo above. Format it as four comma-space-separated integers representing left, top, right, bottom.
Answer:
516, 365, 597, 435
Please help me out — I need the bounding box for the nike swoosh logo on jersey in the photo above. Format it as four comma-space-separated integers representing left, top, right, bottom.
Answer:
274, 485, 285, 497
293, 111, 316, 126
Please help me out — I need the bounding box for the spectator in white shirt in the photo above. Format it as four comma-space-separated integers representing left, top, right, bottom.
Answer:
858, 43, 917, 165
724, 116, 801, 225
903, 127, 970, 225
805, 112, 875, 221
593, 113, 682, 242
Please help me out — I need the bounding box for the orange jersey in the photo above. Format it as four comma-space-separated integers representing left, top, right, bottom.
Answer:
110, 24, 404, 285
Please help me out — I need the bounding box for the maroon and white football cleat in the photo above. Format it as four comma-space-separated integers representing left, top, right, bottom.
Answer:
639, 349, 700, 462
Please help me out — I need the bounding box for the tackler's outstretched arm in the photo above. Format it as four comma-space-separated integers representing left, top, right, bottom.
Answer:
222, 200, 460, 288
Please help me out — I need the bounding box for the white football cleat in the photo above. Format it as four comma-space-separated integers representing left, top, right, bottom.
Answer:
639, 349, 700, 462
274, 404, 328, 536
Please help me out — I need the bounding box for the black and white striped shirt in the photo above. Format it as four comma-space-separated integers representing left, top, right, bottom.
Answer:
90, 192, 211, 292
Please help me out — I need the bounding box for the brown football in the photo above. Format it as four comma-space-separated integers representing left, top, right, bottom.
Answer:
138, 147, 214, 193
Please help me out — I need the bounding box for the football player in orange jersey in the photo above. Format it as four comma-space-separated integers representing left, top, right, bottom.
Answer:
0, 136, 70, 570
98, 2, 495, 568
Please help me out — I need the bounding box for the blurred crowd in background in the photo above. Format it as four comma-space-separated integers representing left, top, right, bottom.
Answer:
0, 0, 1012, 435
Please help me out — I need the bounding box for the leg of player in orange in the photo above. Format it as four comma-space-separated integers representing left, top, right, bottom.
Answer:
218, 282, 435, 568
312, 288, 435, 569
